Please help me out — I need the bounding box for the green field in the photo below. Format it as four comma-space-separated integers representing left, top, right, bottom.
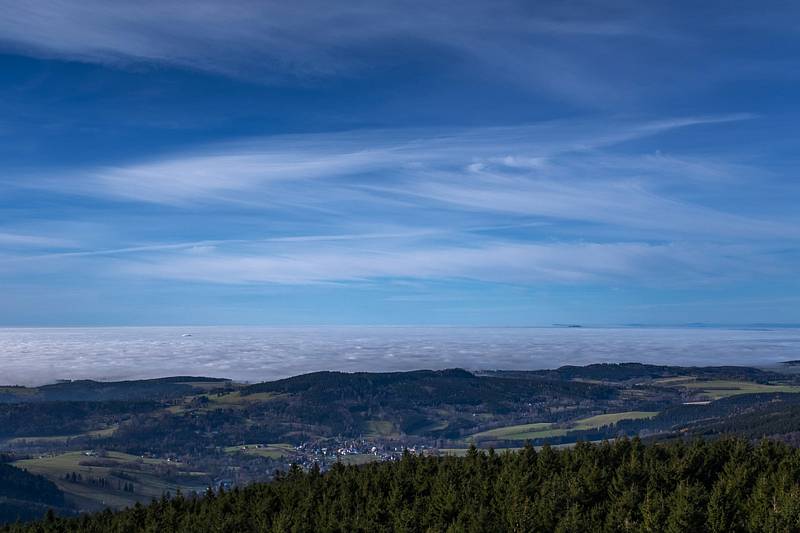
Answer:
472, 411, 658, 442
572, 411, 658, 429
211, 391, 279, 404
654, 376, 696, 385
673, 380, 800, 400
167, 390, 282, 414
5, 425, 119, 445
224, 443, 295, 459
472, 422, 568, 441
14, 451, 209, 511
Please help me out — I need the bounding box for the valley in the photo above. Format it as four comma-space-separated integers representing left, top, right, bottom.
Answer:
4, 363, 800, 522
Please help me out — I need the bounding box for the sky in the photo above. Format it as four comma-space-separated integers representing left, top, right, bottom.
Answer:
0, 0, 799, 326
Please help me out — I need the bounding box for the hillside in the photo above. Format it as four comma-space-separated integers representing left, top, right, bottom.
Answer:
6, 438, 800, 532
238, 368, 617, 438
0, 463, 71, 524
4, 364, 800, 521
0, 377, 230, 403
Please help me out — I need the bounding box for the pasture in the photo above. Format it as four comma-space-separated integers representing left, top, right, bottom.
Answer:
14, 451, 209, 511
471, 411, 658, 442
669, 379, 800, 400
224, 443, 295, 459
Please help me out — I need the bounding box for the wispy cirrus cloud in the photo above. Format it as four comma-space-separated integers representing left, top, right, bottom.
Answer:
2, 3, 800, 327
401, 169, 796, 240
41, 114, 750, 201
0, 1, 656, 78
115, 239, 793, 287
0, 231, 76, 248
0, 1, 773, 107
34, 113, 791, 242
5, 114, 798, 291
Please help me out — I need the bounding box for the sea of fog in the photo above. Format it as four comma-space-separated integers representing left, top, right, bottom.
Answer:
1, 326, 800, 386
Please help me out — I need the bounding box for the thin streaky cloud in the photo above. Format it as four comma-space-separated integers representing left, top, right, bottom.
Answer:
0, 2, 786, 109
0, 230, 445, 263
32, 115, 754, 205
115, 240, 793, 287
1, 2, 799, 327
0, 2, 671, 91
402, 172, 798, 240
0, 231, 77, 248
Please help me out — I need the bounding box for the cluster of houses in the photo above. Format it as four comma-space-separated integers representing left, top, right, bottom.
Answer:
289, 438, 436, 472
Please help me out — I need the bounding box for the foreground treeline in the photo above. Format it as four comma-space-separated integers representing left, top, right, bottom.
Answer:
8, 438, 800, 532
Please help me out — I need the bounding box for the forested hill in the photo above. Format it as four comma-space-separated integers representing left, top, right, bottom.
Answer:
0, 377, 229, 403
9, 438, 800, 532
0, 463, 70, 524
516, 362, 780, 382
241, 368, 616, 403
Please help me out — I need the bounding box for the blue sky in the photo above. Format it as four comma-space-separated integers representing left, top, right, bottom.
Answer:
0, 0, 799, 326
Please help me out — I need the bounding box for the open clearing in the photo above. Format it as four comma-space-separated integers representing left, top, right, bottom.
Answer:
654, 376, 697, 385
572, 411, 658, 429
472, 411, 658, 442
210, 391, 279, 404
5, 426, 119, 446
224, 443, 295, 459
472, 422, 567, 441
167, 391, 283, 414
672, 380, 800, 400
14, 451, 209, 511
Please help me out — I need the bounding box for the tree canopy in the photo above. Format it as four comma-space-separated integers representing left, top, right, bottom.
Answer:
8, 437, 800, 532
